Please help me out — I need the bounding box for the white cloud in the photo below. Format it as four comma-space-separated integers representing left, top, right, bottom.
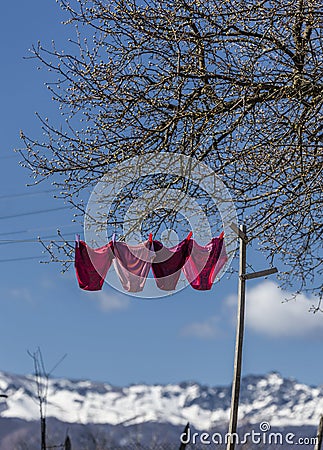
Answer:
39, 277, 55, 290
237, 280, 323, 338
181, 281, 323, 340
180, 316, 221, 339
96, 291, 131, 313
8, 287, 32, 302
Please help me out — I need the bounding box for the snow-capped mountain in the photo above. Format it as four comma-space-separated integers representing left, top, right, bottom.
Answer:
0, 371, 322, 430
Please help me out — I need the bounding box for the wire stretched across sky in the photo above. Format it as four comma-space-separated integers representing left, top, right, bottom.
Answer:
0, 256, 44, 263
0, 188, 58, 200
0, 206, 70, 220
0, 223, 77, 237
0, 233, 76, 245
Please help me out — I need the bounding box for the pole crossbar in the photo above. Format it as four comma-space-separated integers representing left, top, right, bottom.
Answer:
243, 267, 278, 280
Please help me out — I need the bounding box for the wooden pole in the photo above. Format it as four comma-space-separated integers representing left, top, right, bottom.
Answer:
225, 223, 278, 450
41, 417, 46, 450
315, 415, 323, 450
226, 224, 247, 450
65, 435, 72, 450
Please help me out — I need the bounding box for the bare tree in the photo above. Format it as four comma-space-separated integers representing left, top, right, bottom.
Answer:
28, 348, 67, 450
20, 0, 323, 306
28, 349, 49, 450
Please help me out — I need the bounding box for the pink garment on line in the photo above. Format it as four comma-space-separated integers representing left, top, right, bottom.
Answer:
152, 238, 191, 291
112, 240, 155, 292
183, 235, 227, 290
75, 240, 114, 291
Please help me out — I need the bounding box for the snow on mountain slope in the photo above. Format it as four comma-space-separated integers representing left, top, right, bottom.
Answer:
0, 371, 322, 430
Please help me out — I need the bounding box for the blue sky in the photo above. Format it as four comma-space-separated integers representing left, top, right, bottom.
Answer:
0, 0, 322, 389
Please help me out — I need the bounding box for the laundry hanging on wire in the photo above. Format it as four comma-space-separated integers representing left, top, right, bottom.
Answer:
74, 232, 227, 293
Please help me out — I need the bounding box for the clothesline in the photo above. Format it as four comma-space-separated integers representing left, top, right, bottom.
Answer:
75, 233, 227, 293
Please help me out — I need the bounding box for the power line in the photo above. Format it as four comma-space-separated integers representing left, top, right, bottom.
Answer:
0, 234, 76, 245
0, 256, 44, 263
0, 224, 77, 237
0, 239, 44, 244
0, 206, 70, 220
0, 189, 58, 200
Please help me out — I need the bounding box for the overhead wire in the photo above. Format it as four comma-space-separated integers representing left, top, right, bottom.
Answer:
0, 187, 83, 261
0, 188, 59, 200
0, 206, 70, 220
0, 234, 76, 245
0, 223, 77, 237
0, 256, 45, 263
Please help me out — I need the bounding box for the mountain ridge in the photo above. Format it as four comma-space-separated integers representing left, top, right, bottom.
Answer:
0, 370, 322, 430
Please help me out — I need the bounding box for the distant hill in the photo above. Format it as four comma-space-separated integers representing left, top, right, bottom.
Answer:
0, 370, 321, 449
